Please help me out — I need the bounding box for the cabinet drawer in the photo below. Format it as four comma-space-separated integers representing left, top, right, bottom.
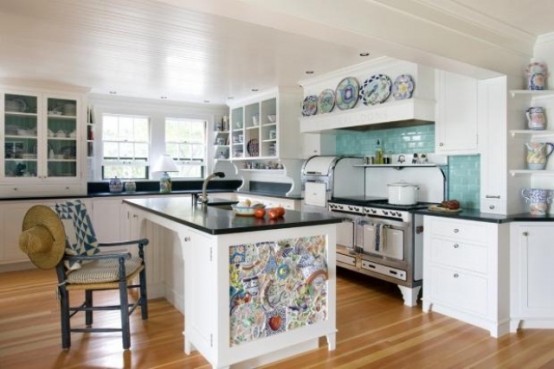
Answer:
430, 265, 488, 315
430, 238, 488, 274
336, 252, 356, 267
429, 218, 487, 244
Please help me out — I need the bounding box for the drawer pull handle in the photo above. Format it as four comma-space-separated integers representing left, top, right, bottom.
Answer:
453, 228, 459, 233
453, 243, 459, 248
184, 236, 191, 242
523, 232, 528, 236
485, 195, 501, 199
453, 273, 459, 278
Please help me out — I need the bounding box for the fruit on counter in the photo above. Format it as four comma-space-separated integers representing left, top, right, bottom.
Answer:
254, 208, 266, 218
268, 206, 285, 220
440, 199, 460, 210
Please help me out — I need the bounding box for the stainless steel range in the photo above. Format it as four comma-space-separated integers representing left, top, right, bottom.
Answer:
329, 196, 430, 306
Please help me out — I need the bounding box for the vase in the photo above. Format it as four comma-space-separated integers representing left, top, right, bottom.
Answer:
526, 60, 548, 90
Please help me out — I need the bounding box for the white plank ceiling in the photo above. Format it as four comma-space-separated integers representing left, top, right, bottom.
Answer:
0, 0, 552, 104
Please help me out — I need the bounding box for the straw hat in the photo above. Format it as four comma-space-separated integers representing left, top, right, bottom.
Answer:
19, 205, 66, 269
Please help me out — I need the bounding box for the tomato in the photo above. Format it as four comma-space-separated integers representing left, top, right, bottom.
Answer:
254, 208, 266, 218
274, 206, 285, 217
268, 209, 280, 220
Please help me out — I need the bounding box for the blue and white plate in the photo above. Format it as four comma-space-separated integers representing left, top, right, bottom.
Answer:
359, 74, 392, 105
302, 95, 318, 116
392, 74, 415, 100
335, 77, 359, 110
318, 89, 335, 114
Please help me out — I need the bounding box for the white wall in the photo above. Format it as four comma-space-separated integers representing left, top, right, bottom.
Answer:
88, 94, 228, 181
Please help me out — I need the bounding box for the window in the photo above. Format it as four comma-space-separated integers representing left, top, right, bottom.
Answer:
102, 114, 150, 179
165, 118, 206, 178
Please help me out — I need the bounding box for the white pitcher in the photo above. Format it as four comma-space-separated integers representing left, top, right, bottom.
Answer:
525, 142, 554, 170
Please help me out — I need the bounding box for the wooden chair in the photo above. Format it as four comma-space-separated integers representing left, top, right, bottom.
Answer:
19, 201, 148, 350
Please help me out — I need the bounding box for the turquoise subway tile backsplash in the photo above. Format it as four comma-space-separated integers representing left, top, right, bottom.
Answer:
447, 155, 480, 209
335, 124, 481, 209
336, 124, 435, 156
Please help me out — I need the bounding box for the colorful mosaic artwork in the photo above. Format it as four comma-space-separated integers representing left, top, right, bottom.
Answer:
229, 235, 328, 346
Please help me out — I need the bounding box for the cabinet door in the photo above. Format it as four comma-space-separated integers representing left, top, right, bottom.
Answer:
2, 92, 41, 179
478, 77, 507, 214
513, 223, 554, 316
45, 96, 80, 180
435, 71, 478, 154
91, 198, 126, 243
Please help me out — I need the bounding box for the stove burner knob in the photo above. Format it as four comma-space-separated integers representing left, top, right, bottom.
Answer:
383, 210, 389, 215
371, 209, 377, 214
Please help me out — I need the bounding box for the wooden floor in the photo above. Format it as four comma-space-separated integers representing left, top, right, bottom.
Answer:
2, 268, 554, 369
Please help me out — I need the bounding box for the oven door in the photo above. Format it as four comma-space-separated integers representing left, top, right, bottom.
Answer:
358, 220, 405, 260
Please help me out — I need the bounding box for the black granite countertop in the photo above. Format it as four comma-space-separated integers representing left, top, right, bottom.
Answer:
124, 197, 341, 235
415, 208, 554, 223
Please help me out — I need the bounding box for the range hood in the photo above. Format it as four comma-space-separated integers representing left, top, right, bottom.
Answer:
299, 97, 435, 133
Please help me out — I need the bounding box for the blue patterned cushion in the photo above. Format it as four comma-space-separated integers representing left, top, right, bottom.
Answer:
55, 200, 99, 270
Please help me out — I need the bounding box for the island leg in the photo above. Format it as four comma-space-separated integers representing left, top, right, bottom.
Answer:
326, 333, 336, 351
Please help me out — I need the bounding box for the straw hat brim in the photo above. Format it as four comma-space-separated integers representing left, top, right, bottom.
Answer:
19, 205, 66, 269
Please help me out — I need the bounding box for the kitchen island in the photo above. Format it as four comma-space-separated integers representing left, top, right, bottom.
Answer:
124, 197, 340, 369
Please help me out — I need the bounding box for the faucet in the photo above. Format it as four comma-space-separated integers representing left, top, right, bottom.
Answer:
197, 172, 225, 204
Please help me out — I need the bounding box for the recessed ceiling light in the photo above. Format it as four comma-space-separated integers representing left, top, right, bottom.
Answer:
359, 52, 370, 57
251, 88, 259, 92
204, 100, 210, 103
109, 90, 117, 95
228, 96, 234, 100
305, 70, 315, 74
161, 96, 167, 99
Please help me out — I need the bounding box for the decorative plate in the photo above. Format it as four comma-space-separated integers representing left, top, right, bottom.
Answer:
247, 138, 259, 157
392, 74, 415, 100
335, 77, 359, 110
317, 89, 335, 114
359, 74, 392, 105
302, 95, 318, 116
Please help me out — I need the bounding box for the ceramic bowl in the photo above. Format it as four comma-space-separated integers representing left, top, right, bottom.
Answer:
231, 203, 265, 216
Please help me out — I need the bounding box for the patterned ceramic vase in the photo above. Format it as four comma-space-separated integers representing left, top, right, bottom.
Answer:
522, 188, 553, 215
526, 60, 548, 90
526, 106, 546, 130
109, 177, 123, 192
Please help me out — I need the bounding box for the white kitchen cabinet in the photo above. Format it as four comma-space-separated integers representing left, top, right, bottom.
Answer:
302, 133, 336, 158
435, 70, 479, 154
229, 87, 302, 161
478, 77, 508, 214
91, 197, 129, 243
422, 216, 510, 337
510, 222, 554, 331
0, 88, 87, 198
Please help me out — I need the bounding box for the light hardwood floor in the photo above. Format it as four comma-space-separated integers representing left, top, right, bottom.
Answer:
2, 267, 554, 369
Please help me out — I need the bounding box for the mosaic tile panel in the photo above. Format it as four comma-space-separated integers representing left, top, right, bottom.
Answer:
229, 235, 328, 346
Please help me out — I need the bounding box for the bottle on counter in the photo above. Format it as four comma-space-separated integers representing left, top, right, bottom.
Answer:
375, 139, 383, 164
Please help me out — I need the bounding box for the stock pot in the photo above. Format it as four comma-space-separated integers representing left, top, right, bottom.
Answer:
387, 182, 419, 205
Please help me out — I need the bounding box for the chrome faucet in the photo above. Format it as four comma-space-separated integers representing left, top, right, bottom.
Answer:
197, 172, 225, 204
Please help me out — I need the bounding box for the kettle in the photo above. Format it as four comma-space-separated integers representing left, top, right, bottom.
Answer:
525, 142, 554, 170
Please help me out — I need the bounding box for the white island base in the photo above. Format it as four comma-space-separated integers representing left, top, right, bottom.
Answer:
125, 199, 338, 369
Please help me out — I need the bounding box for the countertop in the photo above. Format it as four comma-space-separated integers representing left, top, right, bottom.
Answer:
124, 197, 341, 235
415, 208, 554, 223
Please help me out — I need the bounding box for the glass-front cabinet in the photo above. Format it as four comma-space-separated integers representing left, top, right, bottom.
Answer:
1, 89, 85, 197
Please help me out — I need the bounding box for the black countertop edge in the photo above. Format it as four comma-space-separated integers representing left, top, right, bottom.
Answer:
414, 208, 554, 223
124, 198, 341, 235
0, 189, 234, 202
236, 190, 303, 200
